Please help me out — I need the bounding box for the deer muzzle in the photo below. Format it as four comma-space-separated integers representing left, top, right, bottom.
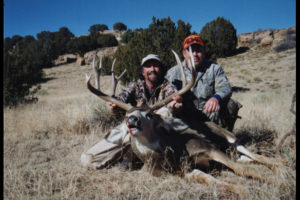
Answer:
127, 115, 142, 136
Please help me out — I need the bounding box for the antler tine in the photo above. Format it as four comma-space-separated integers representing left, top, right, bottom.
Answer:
111, 58, 127, 97
171, 49, 186, 87
117, 69, 127, 80
188, 45, 195, 69
86, 57, 132, 112
111, 58, 116, 73
92, 55, 101, 90
150, 50, 196, 111
99, 56, 103, 69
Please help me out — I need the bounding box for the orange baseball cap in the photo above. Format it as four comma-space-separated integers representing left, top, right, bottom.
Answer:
183, 35, 204, 49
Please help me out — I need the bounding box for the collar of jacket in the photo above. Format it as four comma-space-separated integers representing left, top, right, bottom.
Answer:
182, 60, 209, 89
139, 79, 168, 99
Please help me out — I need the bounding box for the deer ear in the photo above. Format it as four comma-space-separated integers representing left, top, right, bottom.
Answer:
154, 107, 189, 133
168, 118, 189, 132
156, 116, 189, 133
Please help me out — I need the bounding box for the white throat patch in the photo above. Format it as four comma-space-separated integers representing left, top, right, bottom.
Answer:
134, 137, 160, 155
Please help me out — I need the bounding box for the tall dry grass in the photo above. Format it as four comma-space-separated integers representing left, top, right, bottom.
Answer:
4, 45, 295, 199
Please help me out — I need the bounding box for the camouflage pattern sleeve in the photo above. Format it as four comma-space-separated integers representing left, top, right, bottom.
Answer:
109, 82, 137, 117
116, 82, 137, 104
158, 80, 177, 101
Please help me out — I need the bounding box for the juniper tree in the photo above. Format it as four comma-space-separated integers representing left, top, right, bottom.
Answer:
114, 17, 191, 84
200, 17, 237, 61
113, 22, 127, 31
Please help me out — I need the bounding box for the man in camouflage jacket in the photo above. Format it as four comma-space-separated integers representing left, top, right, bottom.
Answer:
109, 74, 180, 115
165, 35, 242, 132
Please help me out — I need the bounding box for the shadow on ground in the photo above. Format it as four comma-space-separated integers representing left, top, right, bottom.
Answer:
232, 46, 250, 56
232, 86, 250, 93
40, 77, 56, 83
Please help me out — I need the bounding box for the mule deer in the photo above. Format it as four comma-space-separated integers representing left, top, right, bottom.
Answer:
85, 49, 285, 196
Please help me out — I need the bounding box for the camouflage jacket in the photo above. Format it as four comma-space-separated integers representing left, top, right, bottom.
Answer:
165, 59, 232, 111
116, 79, 177, 108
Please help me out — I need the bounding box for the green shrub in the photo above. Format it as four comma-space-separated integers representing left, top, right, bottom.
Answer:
89, 24, 109, 33
67, 35, 93, 57
200, 17, 237, 61
97, 34, 118, 47
273, 39, 296, 53
269, 83, 281, 89
273, 29, 296, 53
4, 45, 43, 106
67, 33, 118, 57
121, 30, 138, 43
253, 77, 262, 82
114, 17, 191, 84
113, 22, 127, 31
96, 56, 114, 75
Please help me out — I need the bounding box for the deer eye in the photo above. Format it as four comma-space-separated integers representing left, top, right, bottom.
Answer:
145, 112, 153, 120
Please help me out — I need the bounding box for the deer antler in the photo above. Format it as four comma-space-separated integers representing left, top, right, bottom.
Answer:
150, 49, 195, 111
174, 45, 194, 87
172, 49, 187, 88
87, 50, 195, 112
111, 58, 127, 97
86, 56, 132, 111
92, 54, 101, 90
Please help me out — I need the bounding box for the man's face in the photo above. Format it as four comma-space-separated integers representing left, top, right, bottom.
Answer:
142, 60, 162, 84
182, 44, 204, 69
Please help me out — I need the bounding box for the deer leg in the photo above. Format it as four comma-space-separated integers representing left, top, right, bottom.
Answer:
205, 121, 288, 171
235, 145, 288, 174
237, 155, 254, 163
185, 169, 248, 196
207, 150, 276, 184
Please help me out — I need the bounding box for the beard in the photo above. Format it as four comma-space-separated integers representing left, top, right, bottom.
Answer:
146, 71, 161, 84
147, 71, 158, 79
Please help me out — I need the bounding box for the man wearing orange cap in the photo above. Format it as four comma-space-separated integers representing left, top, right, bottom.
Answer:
165, 35, 242, 132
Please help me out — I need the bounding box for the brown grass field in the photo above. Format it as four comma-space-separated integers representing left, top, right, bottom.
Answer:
4, 44, 296, 199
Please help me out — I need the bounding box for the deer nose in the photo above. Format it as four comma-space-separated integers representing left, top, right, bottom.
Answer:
128, 116, 139, 125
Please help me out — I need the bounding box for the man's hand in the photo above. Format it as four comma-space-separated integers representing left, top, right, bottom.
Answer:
168, 95, 183, 109
203, 97, 219, 114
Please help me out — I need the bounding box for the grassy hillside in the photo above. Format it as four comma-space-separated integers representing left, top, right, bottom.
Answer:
4, 43, 295, 199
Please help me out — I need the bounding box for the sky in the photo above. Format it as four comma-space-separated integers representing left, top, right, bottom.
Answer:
4, 0, 296, 39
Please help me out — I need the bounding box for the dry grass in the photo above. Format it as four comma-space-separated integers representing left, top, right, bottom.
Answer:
4, 45, 295, 199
